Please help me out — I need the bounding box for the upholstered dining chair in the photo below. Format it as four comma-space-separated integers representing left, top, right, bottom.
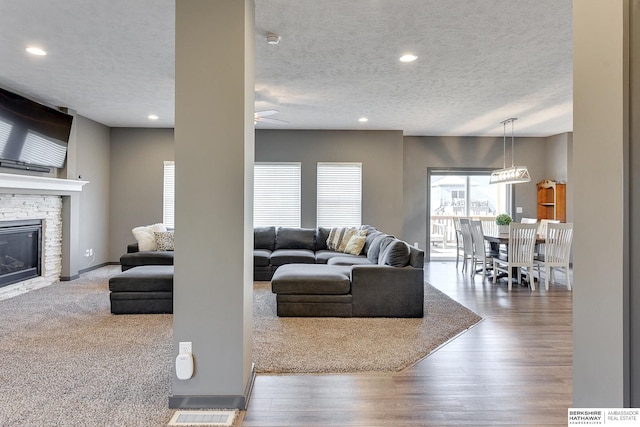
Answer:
459, 218, 474, 274
534, 222, 573, 290
492, 222, 538, 291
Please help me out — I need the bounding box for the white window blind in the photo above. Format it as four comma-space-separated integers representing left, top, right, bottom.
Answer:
163, 161, 175, 228
317, 162, 362, 227
254, 163, 301, 227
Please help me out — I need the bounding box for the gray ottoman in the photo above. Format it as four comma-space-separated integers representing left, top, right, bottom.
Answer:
271, 264, 353, 317
109, 265, 173, 314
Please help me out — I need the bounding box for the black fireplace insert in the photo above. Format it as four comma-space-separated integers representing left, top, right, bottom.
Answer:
0, 219, 42, 288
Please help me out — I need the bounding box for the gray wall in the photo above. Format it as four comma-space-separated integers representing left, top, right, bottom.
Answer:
255, 129, 404, 237
402, 135, 549, 251
108, 128, 174, 261
75, 115, 111, 271
107, 129, 570, 263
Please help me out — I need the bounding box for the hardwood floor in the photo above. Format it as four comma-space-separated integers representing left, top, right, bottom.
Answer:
240, 261, 573, 426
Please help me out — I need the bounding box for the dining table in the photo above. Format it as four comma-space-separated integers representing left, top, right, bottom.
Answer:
483, 232, 545, 246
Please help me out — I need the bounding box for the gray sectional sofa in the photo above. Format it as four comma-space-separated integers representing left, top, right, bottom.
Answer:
256, 226, 425, 317
117, 225, 424, 317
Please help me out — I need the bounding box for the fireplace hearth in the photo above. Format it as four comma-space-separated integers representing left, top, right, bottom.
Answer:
0, 219, 42, 288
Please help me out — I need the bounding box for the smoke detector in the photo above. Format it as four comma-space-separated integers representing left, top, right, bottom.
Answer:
266, 33, 281, 45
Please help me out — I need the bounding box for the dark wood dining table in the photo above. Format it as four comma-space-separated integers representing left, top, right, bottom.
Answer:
483, 233, 545, 246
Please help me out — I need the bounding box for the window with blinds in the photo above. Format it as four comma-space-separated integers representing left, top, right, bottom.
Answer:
317, 162, 362, 227
254, 163, 301, 227
163, 161, 175, 228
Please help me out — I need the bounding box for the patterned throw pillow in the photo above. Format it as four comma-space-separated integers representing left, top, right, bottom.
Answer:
154, 231, 174, 251
343, 234, 367, 255
326, 227, 354, 251
327, 227, 367, 251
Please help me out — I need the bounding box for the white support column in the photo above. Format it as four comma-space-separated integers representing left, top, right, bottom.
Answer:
171, 0, 255, 409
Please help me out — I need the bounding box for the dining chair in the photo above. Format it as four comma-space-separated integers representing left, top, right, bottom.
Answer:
534, 222, 573, 290
492, 222, 538, 290
521, 217, 538, 224
470, 220, 492, 282
537, 219, 560, 238
453, 217, 464, 268
481, 219, 497, 237
459, 218, 474, 274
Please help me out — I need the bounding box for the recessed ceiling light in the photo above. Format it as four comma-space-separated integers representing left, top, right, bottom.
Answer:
26, 46, 46, 56
399, 54, 418, 63
148, 114, 159, 120
266, 33, 281, 45
358, 117, 368, 123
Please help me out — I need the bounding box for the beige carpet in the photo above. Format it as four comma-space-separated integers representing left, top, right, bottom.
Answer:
0, 265, 174, 426
0, 266, 480, 425
252, 281, 482, 373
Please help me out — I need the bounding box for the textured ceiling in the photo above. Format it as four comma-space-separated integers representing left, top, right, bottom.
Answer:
0, 0, 572, 137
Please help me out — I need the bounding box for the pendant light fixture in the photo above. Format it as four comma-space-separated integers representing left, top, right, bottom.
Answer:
489, 117, 530, 185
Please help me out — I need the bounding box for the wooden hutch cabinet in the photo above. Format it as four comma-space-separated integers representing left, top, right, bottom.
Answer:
536, 179, 566, 222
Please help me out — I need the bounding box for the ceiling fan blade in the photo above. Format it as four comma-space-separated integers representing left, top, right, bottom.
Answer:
255, 109, 279, 118
256, 117, 288, 125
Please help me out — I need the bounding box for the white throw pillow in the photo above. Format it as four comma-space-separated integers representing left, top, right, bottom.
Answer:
132, 223, 167, 251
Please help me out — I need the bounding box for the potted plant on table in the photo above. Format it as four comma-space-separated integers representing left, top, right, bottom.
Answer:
495, 213, 513, 234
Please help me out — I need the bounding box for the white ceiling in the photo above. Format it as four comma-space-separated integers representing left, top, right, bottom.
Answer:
0, 0, 573, 137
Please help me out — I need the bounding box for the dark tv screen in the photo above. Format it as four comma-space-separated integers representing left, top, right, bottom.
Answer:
0, 87, 73, 169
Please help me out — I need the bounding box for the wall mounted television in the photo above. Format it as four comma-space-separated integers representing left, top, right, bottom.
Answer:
0, 87, 73, 171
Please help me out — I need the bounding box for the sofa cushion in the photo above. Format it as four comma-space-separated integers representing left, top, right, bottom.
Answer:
271, 264, 351, 295
314, 250, 344, 264
254, 226, 276, 250
270, 249, 316, 266
378, 239, 411, 267
327, 255, 373, 266
109, 265, 174, 292
366, 233, 389, 263
314, 227, 331, 251
363, 230, 383, 255
275, 227, 316, 250
120, 251, 174, 269
253, 249, 272, 267
132, 223, 167, 251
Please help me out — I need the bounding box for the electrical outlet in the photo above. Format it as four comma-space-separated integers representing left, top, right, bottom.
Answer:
179, 342, 192, 354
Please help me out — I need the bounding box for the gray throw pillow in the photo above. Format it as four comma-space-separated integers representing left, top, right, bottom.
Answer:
378, 239, 411, 267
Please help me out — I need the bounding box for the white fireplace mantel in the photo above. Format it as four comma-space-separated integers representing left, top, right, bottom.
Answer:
0, 173, 89, 195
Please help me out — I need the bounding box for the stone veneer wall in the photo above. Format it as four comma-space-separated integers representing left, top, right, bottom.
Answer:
0, 194, 63, 294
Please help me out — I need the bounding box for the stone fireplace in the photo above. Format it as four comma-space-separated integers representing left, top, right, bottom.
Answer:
0, 173, 87, 297
0, 194, 62, 293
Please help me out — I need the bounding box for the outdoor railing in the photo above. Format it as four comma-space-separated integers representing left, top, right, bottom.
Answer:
430, 215, 497, 248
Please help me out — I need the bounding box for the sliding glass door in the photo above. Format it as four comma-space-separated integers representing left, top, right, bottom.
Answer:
428, 169, 511, 260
